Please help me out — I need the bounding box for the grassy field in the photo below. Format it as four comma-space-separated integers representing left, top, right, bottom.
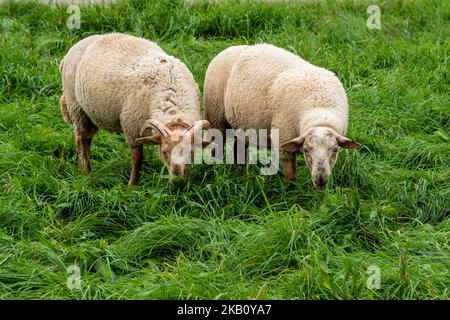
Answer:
0, 0, 449, 299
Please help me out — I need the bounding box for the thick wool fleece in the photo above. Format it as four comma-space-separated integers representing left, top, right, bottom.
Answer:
204, 44, 349, 160
60, 33, 201, 147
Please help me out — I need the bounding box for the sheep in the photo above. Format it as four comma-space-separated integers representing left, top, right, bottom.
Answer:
60, 33, 211, 185
204, 44, 360, 189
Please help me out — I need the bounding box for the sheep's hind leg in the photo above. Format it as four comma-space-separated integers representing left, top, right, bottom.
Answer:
75, 123, 97, 173
128, 145, 143, 186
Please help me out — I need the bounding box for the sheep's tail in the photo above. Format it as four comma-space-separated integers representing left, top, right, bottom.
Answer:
60, 94, 73, 124
59, 57, 65, 74
59, 56, 73, 124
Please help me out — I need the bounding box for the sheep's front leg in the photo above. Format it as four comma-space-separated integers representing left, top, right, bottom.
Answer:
282, 157, 296, 181
75, 128, 94, 173
128, 145, 143, 185
234, 138, 248, 174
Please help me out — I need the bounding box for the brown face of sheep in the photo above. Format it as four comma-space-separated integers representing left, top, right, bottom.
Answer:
280, 127, 360, 189
136, 119, 211, 182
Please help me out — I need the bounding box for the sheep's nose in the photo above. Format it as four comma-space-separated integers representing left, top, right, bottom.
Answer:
169, 173, 186, 187
313, 174, 328, 189
170, 165, 187, 182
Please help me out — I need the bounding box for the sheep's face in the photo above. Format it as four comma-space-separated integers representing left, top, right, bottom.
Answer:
280, 127, 360, 189
136, 119, 211, 183
302, 127, 339, 189
159, 130, 191, 179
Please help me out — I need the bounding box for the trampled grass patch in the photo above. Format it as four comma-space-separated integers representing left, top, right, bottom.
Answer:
0, 0, 449, 299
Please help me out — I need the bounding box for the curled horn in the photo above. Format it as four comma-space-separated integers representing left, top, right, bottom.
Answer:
140, 119, 171, 137
184, 120, 211, 137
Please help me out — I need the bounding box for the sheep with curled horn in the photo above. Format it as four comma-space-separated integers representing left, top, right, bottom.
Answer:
136, 119, 211, 180
60, 33, 211, 184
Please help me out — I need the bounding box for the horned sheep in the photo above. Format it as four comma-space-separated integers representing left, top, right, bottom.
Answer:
60, 33, 210, 185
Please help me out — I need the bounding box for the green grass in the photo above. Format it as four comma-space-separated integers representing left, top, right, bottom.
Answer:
0, 0, 449, 299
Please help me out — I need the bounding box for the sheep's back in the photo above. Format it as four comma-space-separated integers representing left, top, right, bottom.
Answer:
224, 44, 307, 130
74, 33, 166, 132
204, 45, 249, 129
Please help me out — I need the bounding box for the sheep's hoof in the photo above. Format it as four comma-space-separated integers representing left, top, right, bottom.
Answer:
128, 178, 139, 186
78, 164, 91, 174
284, 174, 296, 181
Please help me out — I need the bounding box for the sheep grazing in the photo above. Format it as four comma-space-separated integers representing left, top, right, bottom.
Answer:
60, 33, 210, 185
204, 44, 360, 189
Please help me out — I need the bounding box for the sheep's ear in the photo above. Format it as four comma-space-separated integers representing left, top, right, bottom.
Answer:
136, 134, 162, 145
280, 136, 305, 152
336, 135, 360, 149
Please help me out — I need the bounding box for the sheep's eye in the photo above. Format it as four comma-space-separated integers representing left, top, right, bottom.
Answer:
332, 148, 338, 153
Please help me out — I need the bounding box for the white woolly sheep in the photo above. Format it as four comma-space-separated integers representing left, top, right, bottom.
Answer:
60, 33, 210, 185
204, 44, 360, 189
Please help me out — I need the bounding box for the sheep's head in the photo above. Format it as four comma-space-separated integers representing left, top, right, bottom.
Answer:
136, 119, 211, 181
280, 126, 360, 189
